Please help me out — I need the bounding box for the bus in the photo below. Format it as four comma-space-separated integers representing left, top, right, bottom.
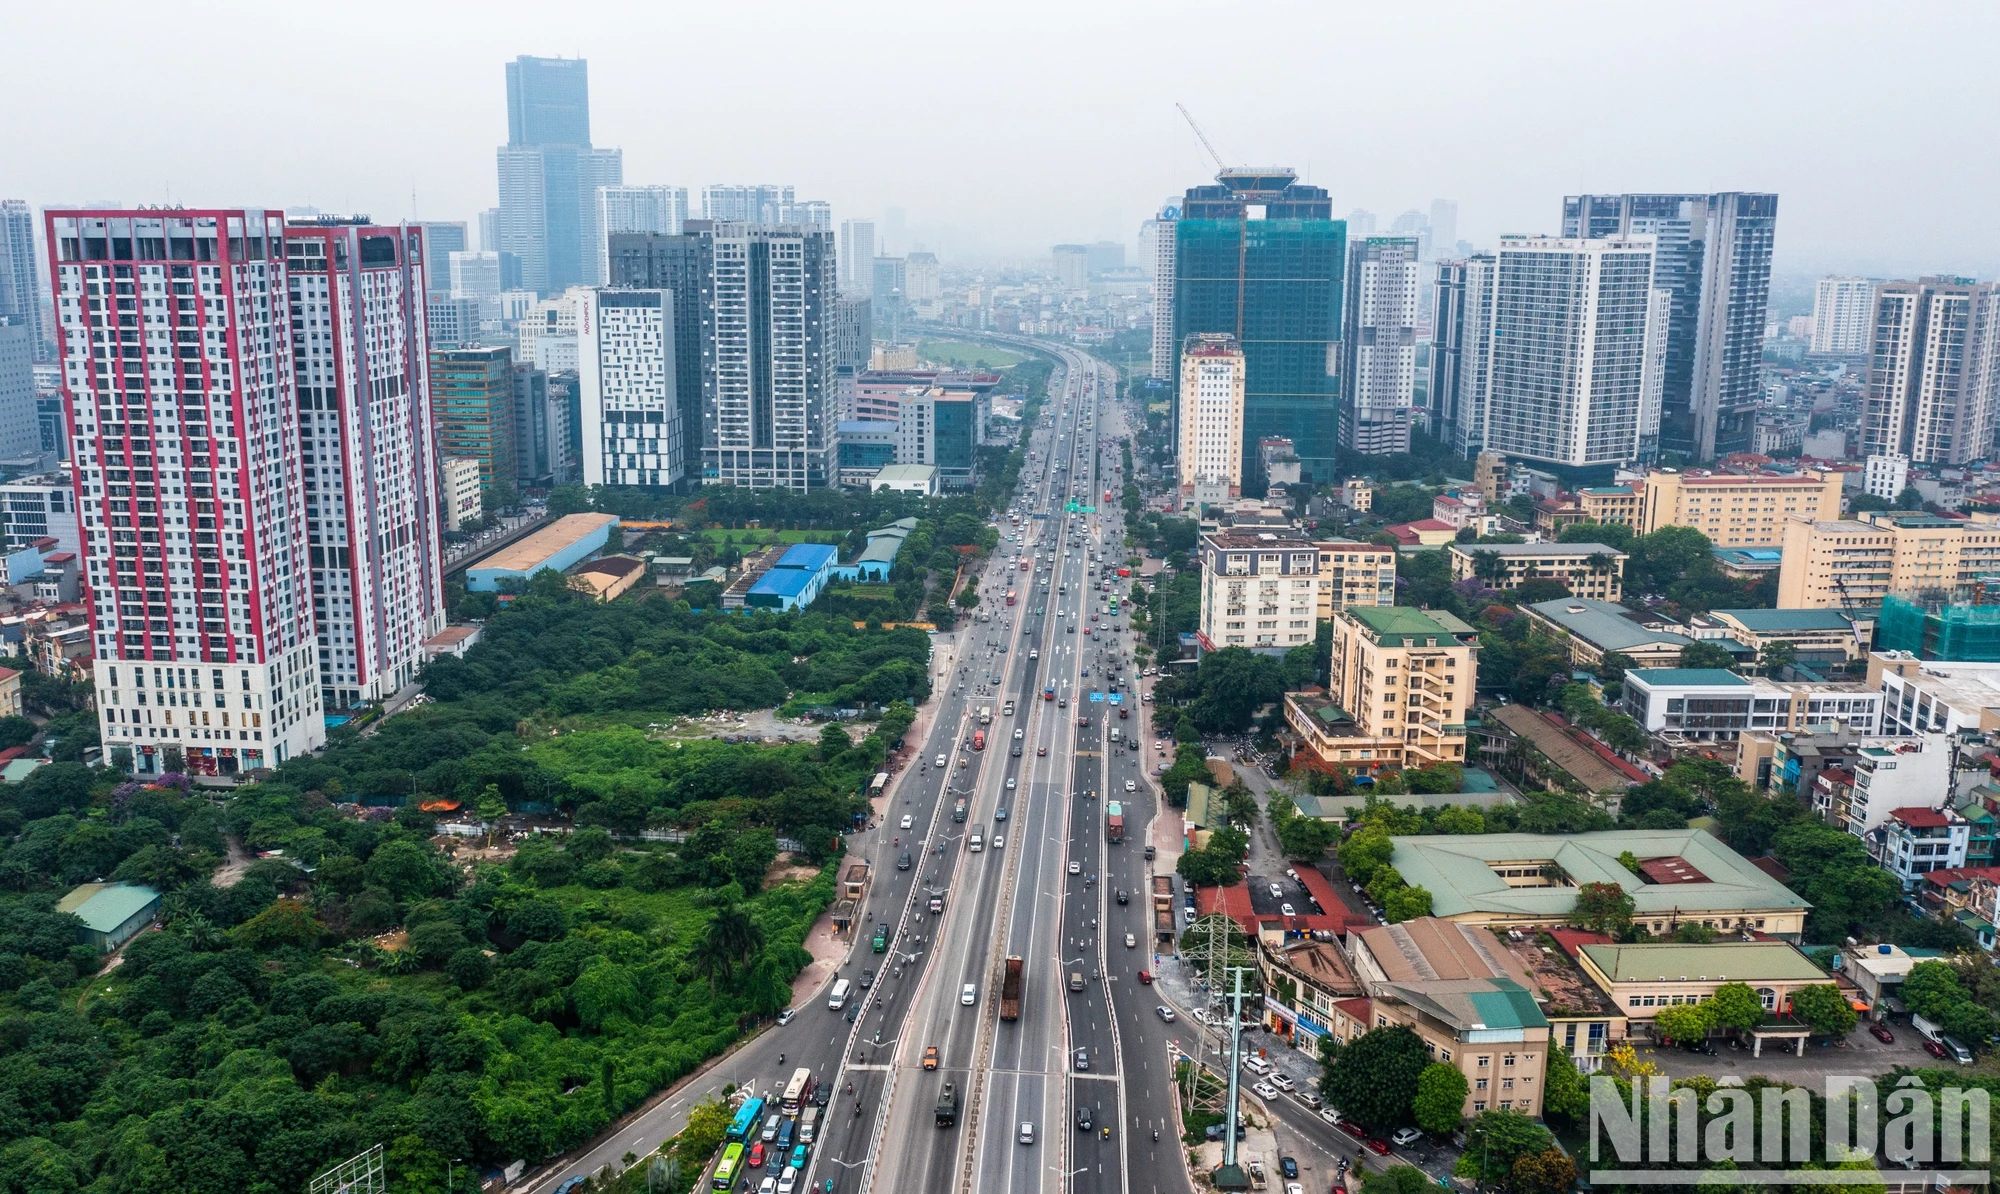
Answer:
1005, 589, 1017, 606
781, 1067, 813, 1113
1109, 595, 1119, 615
727, 1097, 766, 1143
712, 1143, 745, 1190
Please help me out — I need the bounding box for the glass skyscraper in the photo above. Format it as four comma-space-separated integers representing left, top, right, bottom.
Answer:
497, 55, 622, 294
1172, 169, 1344, 486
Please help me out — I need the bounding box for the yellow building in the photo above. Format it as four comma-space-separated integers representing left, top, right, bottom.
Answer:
1777, 511, 2000, 609
1578, 484, 1643, 531
1314, 540, 1397, 619
1448, 542, 1627, 600
1639, 469, 1843, 548
1286, 606, 1478, 772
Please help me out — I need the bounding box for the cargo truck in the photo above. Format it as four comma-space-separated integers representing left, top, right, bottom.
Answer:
972, 730, 985, 751
953, 798, 968, 823
1105, 800, 1124, 843
979, 706, 992, 725
935, 1083, 958, 1128
1000, 956, 1023, 1021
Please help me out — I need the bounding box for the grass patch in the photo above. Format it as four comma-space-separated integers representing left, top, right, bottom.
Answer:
693, 527, 845, 548
917, 339, 1029, 370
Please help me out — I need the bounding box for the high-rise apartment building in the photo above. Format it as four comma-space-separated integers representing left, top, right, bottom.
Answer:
1858, 277, 2000, 466
48, 209, 324, 775
1173, 168, 1344, 484
0, 201, 43, 360
426, 296, 482, 349
833, 296, 872, 372
577, 288, 681, 488
429, 345, 517, 491
1195, 528, 1320, 655
1289, 605, 1479, 772
496, 55, 622, 294
1176, 333, 1245, 500
1429, 254, 1496, 456
1340, 236, 1421, 456
596, 185, 688, 285
283, 221, 446, 711
606, 233, 705, 487
701, 186, 828, 227
413, 222, 468, 297
1428, 200, 1459, 255
0, 318, 39, 462
1484, 236, 1666, 468
840, 220, 876, 295
1811, 276, 1876, 357
1145, 199, 1179, 381
1563, 192, 1778, 461
1052, 245, 1090, 291
905, 252, 941, 309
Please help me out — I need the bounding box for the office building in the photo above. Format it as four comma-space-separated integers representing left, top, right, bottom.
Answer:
1563, 192, 1779, 461
449, 249, 503, 304
547, 370, 580, 483
1777, 510, 2000, 610
834, 296, 871, 373
49, 209, 324, 774
1449, 541, 1628, 601
577, 288, 680, 488
1176, 332, 1245, 502
478, 208, 500, 253
1636, 468, 1843, 548
1173, 168, 1344, 484
496, 54, 623, 294
429, 345, 517, 491
840, 220, 876, 295
1619, 669, 1882, 741
1285, 605, 1478, 772
702, 185, 827, 226
1340, 236, 1421, 456
596, 185, 687, 285
0, 201, 42, 360
1430, 254, 1496, 457
0, 470, 77, 555
1484, 236, 1666, 468
1195, 528, 1320, 655
0, 317, 38, 462
894, 387, 984, 489
1051, 244, 1090, 291
1145, 200, 1179, 381
1864, 453, 1910, 502
1811, 276, 1876, 357
1858, 277, 2000, 466
413, 222, 468, 297
1428, 199, 1458, 254
284, 221, 447, 711
426, 296, 482, 349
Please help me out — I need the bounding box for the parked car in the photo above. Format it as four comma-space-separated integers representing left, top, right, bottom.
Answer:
1365, 1138, 1392, 1156
1392, 1127, 1424, 1147
1280, 1157, 1299, 1179
1925, 1039, 1949, 1059
1869, 1023, 1895, 1044
1252, 1081, 1281, 1100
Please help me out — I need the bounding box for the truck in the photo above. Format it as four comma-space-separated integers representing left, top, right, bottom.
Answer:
935, 1083, 958, 1128
952, 798, 968, 823
1043, 686, 1055, 701
1000, 956, 1023, 1021
929, 892, 944, 915
979, 706, 992, 726
1153, 875, 1178, 942
1105, 801, 1124, 843
1003, 700, 1015, 716
972, 730, 985, 751
968, 825, 984, 852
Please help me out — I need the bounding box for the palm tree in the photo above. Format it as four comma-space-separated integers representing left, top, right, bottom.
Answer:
706, 903, 766, 971
688, 935, 734, 993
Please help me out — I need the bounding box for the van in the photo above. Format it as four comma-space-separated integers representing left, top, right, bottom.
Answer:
1942, 1035, 1975, 1065
1069, 971, 1085, 992
776, 1119, 794, 1153
969, 826, 984, 852
1242, 1056, 1272, 1076
828, 979, 851, 1010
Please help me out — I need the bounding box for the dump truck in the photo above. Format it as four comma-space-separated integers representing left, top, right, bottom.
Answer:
935, 1082, 958, 1128
1000, 955, 1023, 1021
1153, 875, 1177, 942
1105, 800, 1124, 843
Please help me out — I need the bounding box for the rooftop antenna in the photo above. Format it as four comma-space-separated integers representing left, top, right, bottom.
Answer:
1176, 103, 1228, 173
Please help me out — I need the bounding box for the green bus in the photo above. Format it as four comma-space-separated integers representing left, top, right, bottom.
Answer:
712, 1142, 745, 1190
872, 923, 888, 953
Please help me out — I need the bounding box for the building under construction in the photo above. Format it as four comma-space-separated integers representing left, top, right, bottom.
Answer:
1877, 591, 2000, 662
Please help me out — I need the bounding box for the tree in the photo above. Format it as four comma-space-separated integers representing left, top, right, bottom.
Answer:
476, 784, 508, 846
1412, 1062, 1470, 1134
1337, 829, 1395, 886
954, 586, 979, 610
1567, 881, 1636, 937
1654, 1001, 1714, 1044
1455, 1110, 1554, 1185
1511, 1148, 1578, 1194
231, 898, 324, 951
1760, 640, 1798, 674
1895, 486, 1926, 511
1383, 885, 1433, 923
1707, 982, 1766, 1033
1678, 641, 1739, 671
818, 722, 852, 762
1787, 983, 1857, 1036
1323, 1024, 1428, 1130
446, 947, 492, 990
1541, 1044, 1589, 1124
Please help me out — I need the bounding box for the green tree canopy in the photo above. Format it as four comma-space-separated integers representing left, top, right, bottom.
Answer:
1412, 1062, 1471, 1133
1323, 1024, 1428, 1130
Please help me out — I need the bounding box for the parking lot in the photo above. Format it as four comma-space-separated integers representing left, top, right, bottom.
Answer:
1631, 1022, 1942, 1084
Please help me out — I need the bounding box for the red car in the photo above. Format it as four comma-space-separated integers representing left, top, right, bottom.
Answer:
747, 1142, 766, 1168
1340, 1121, 1367, 1142
1869, 1023, 1895, 1044
1137, 970, 1153, 984
1924, 1039, 1948, 1059
1365, 1138, 1391, 1157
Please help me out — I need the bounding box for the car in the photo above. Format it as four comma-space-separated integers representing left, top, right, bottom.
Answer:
1038, 746, 1047, 756
813, 1083, 832, 1108
1319, 1107, 1342, 1127
994, 833, 1005, 849
748, 1143, 768, 1168
846, 1000, 861, 1022
757, 1178, 776, 1194
1058, 697, 1067, 706
1252, 1081, 1281, 1100
1125, 931, 1137, 948
1925, 1039, 1949, 1059
1074, 1048, 1090, 1071
1029, 649, 1039, 659
961, 983, 977, 1006
1269, 883, 1284, 899
858, 969, 874, 989
896, 849, 914, 872
1137, 969, 1153, 984
995, 807, 1008, 822
1241, 1056, 1271, 1075
776, 1008, 796, 1026
1076, 1105, 1094, 1132
923, 1045, 939, 1070
1115, 888, 1128, 905
1392, 1127, 1424, 1147
900, 815, 914, 830
788, 1145, 807, 1172
1006, 777, 1017, 789
1019, 1122, 1035, 1145
1870, 1023, 1895, 1044
1069, 861, 1081, 875
1365, 1138, 1392, 1156
1268, 1072, 1294, 1091
777, 1166, 799, 1194
935, 755, 947, 768
1078, 715, 1090, 726
1156, 1005, 1177, 1022
1680, 1038, 1716, 1055
1011, 745, 1022, 757
1124, 779, 1136, 792
1286, 1185, 1305, 1194
1296, 1090, 1323, 1109
1280, 1157, 1300, 1179
1281, 903, 1296, 917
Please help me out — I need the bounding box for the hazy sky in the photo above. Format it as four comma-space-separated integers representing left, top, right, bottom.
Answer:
7, 0, 1998, 279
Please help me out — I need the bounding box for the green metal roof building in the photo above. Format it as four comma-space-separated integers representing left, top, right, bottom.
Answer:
56, 882, 161, 952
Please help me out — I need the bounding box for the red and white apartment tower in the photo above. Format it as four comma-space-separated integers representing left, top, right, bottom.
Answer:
283, 220, 446, 711
49, 209, 324, 775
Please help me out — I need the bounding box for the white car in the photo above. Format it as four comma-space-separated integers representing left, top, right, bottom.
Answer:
1124, 779, 1136, 792
1268, 1072, 1294, 1091
1252, 1081, 1281, 1100
1269, 883, 1284, 899
1068, 861, 1081, 875
1014, 728, 1025, 739
961, 983, 977, 1006
936, 755, 947, 767
1156, 1005, 1176, 1022
1392, 1127, 1424, 1147
1242, 1056, 1271, 1075
1006, 777, 1017, 789
777, 1167, 798, 1194
758, 1179, 777, 1194
1019, 1122, 1035, 1145
1320, 1107, 1343, 1127
900, 815, 914, 830
1288, 1185, 1306, 1194
994, 833, 1005, 849
1281, 903, 1296, 917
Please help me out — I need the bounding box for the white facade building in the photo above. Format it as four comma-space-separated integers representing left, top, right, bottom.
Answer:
1145, 200, 1179, 381
596, 185, 688, 287
1432, 254, 1496, 457
1863, 453, 1910, 502
840, 220, 876, 296
1340, 236, 1421, 456
703, 223, 838, 491
1195, 529, 1320, 655
1858, 277, 2000, 466
441, 457, 484, 532
1484, 236, 1666, 468
51, 209, 324, 775
0, 470, 78, 555
1811, 276, 1877, 357
285, 222, 447, 711
1176, 332, 1244, 502
578, 288, 680, 488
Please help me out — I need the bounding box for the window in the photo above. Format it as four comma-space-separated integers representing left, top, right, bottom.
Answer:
1475, 1078, 1488, 1091
1473, 1102, 1487, 1113
1476, 1056, 1490, 1068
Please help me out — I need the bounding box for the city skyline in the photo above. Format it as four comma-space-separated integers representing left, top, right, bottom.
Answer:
5, 2, 2000, 275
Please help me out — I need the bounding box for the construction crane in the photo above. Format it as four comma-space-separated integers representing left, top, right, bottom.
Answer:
1176, 103, 1227, 172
